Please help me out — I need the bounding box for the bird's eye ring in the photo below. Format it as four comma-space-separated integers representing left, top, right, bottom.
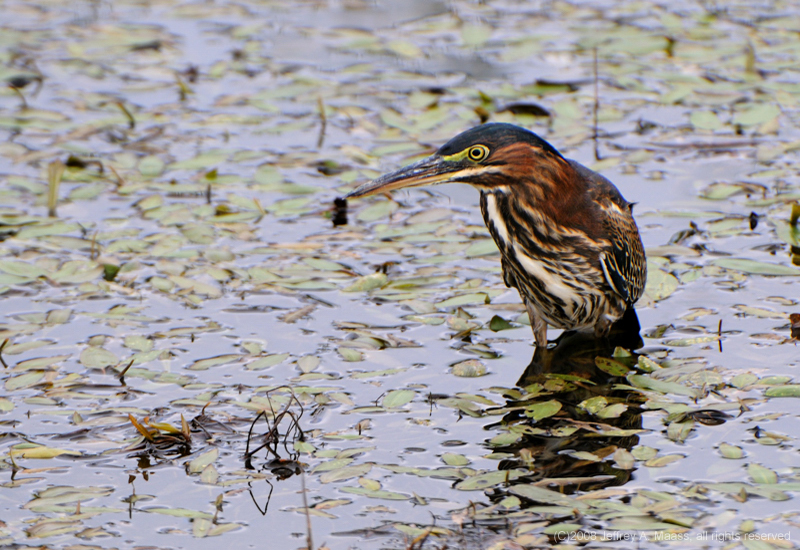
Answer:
467, 145, 489, 162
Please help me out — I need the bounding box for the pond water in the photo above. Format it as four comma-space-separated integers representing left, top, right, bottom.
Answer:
1, 1, 800, 549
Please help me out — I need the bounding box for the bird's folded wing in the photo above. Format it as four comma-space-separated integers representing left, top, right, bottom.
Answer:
600, 207, 646, 304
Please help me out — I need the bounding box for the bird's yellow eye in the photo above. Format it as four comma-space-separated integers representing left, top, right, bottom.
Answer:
467, 145, 489, 162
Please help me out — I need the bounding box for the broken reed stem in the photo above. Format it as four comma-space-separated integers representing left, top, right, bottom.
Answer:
0, 338, 9, 368
8, 84, 28, 109
301, 470, 313, 550
316, 96, 326, 149
47, 160, 65, 217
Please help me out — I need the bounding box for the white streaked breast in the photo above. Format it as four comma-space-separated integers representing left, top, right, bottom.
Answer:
514, 246, 578, 319
484, 193, 510, 249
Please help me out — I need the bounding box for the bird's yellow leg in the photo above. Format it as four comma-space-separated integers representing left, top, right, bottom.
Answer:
524, 299, 548, 348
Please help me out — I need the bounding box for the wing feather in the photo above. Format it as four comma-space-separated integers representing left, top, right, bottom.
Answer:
600, 205, 646, 304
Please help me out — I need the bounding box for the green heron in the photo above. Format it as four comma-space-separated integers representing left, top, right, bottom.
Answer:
345, 123, 646, 347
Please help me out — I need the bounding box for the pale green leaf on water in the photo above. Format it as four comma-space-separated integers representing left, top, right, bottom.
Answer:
719, 443, 743, 459
124, 335, 153, 352
732, 103, 780, 126
664, 334, 720, 347
690, 110, 722, 130
524, 400, 562, 421
3, 340, 55, 355
437, 293, 489, 308
747, 463, 778, 484
773, 219, 800, 247
488, 315, 514, 331
0, 397, 13, 412
188, 354, 241, 371
598, 403, 628, 418
0, 260, 47, 278
455, 469, 526, 491
312, 458, 354, 473
701, 182, 751, 200
731, 373, 758, 389
711, 258, 800, 276
382, 389, 415, 409
139, 155, 165, 177
442, 453, 469, 466
304, 258, 347, 271
319, 463, 372, 483
644, 268, 679, 301
386, 40, 423, 58
451, 359, 487, 377
637, 356, 661, 372
168, 151, 228, 171
595, 357, 631, 376
644, 454, 684, 467
343, 272, 387, 292
627, 374, 701, 398
765, 385, 800, 397
578, 396, 607, 414
168, 275, 223, 297
340, 486, 408, 500
356, 200, 398, 222
297, 355, 320, 373
5, 371, 46, 391
461, 24, 492, 47
614, 448, 635, 469
465, 239, 498, 257
68, 182, 106, 200
79, 347, 119, 369
337, 347, 364, 362
16, 222, 82, 240
188, 448, 219, 474
51, 260, 103, 283
144, 507, 214, 519
509, 484, 588, 509
16, 355, 70, 370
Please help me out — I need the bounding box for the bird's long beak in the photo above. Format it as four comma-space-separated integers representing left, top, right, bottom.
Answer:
344, 155, 455, 199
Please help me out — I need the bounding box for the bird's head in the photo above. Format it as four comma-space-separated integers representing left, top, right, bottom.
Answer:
345, 123, 567, 199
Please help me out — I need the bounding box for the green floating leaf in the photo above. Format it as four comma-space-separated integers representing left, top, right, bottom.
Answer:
188, 449, 219, 474
747, 463, 777, 484
382, 389, 415, 409
765, 385, 800, 397
144, 507, 214, 519
319, 463, 372, 484
732, 103, 780, 126
455, 469, 525, 491
719, 443, 744, 459
79, 347, 119, 369
188, 354, 241, 371
524, 399, 562, 421
644, 268, 679, 301
340, 486, 408, 500
343, 272, 387, 292
437, 293, 489, 309
337, 347, 364, 362
711, 258, 800, 276
627, 374, 701, 398
690, 110, 722, 131
442, 453, 469, 466
356, 200, 398, 222
509, 484, 588, 510
0, 260, 47, 278
5, 371, 46, 391
465, 239, 498, 257
488, 315, 514, 332
451, 359, 487, 377
644, 454, 684, 467
595, 357, 630, 376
